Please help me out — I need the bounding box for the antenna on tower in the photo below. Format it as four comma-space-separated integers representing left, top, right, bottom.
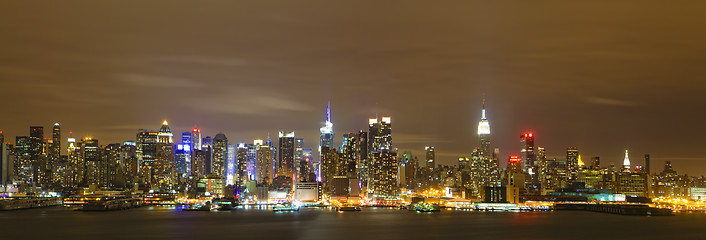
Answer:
326, 101, 331, 123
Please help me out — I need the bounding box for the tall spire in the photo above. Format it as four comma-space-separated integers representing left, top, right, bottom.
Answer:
326, 101, 331, 123
477, 94, 491, 135
623, 150, 630, 169
481, 93, 487, 120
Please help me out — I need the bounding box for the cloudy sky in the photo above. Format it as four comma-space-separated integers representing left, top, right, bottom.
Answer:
1, 1, 705, 174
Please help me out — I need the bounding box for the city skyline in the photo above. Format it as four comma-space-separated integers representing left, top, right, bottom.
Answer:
0, 97, 688, 176
2, 1, 706, 175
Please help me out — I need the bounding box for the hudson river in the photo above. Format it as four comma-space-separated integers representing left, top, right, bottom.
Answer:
0, 206, 701, 240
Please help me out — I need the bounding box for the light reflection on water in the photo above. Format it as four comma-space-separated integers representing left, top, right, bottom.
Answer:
0, 206, 704, 240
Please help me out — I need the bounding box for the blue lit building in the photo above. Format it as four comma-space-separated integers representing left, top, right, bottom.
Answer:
318, 102, 334, 181
226, 144, 236, 185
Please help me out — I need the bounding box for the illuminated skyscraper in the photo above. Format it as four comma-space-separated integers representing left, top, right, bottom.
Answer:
370, 149, 398, 198
368, 117, 392, 153
425, 146, 435, 169
474, 96, 499, 189
277, 131, 295, 177
29, 126, 44, 183
157, 121, 173, 144
226, 144, 236, 185
566, 147, 579, 179
477, 96, 491, 160
175, 132, 192, 178
191, 128, 202, 151
319, 102, 334, 179
235, 143, 248, 186
256, 144, 274, 185
136, 129, 158, 167
520, 133, 536, 173
212, 133, 228, 178
67, 137, 83, 186
14, 136, 32, 183
155, 121, 175, 189
82, 138, 104, 187
50, 123, 61, 162
341, 132, 365, 177
623, 150, 631, 170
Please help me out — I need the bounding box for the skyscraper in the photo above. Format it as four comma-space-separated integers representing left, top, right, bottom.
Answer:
136, 129, 158, 167
566, 147, 579, 179
319, 102, 334, 180
235, 143, 248, 186
67, 137, 83, 186
83, 138, 104, 187
175, 132, 192, 178
425, 146, 435, 169
14, 136, 32, 183
29, 126, 44, 183
226, 144, 236, 185
50, 123, 60, 162
368, 117, 392, 153
277, 131, 295, 177
472, 96, 500, 190
212, 133, 228, 178
644, 154, 650, 174
191, 128, 202, 151
256, 144, 274, 185
155, 121, 175, 189
477, 96, 491, 160
370, 149, 398, 198
520, 133, 536, 173
623, 150, 631, 170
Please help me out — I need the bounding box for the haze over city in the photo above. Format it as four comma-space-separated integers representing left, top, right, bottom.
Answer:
2, 0, 706, 174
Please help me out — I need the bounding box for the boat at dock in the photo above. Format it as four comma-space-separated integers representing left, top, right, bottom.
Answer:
0, 197, 62, 211
273, 203, 300, 212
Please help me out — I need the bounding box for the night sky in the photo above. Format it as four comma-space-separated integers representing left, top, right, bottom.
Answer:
1, 1, 705, 174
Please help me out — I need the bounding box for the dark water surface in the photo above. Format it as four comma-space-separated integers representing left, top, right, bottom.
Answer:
0, 206, 703, 240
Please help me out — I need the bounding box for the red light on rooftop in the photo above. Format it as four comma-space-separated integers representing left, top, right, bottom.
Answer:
509, 155, 521, 163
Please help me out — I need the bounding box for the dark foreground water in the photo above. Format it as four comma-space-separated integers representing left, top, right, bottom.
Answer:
0, 206, 704, 240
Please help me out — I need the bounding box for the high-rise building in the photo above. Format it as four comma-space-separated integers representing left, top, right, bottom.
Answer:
235, 143, 248, 186
477, 96, 491, 160
226, 144, 236, 186
368, 117, 392, 153
212, 133, 228, 178
590, 156, 600, 170
50, 123, 61, 162
256, 145, 274, 185
475, 96, 499, 188
566, 147, 579, 180
319, 102, 334, 180
425, 146, 435, 169
175, 142, 191, 179
277, 131, 295, 177
1, 132, 11, 188
341, 132, 365, 177
67, 137, 83, 186
155, 121, 175, 189
29, 126, 44, 184
157, 121, 173, 144
370, 149, 398, 198
136, 129, 158, 167
294, 138, 304, 181
623, 150, 631, 170
191, 128, 202, 151
14, 136, 32, 183
520, 133, 536, 173
644, 154, 650, 174
83, 138, 104, 187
